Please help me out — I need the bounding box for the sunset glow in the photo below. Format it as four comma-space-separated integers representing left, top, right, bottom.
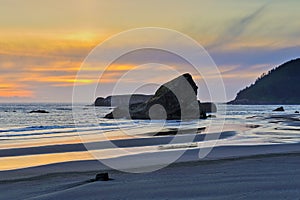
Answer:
1, 0, 299, 102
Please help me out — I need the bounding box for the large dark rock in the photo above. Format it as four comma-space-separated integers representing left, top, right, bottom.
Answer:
94, 94, 152, 107
105, 73, 208, 120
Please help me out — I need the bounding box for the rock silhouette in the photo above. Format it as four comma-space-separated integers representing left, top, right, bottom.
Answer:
273, 107, 285, 112
105, 73, 210, 120
29, 110, 49, 113
94, 94, 152, 107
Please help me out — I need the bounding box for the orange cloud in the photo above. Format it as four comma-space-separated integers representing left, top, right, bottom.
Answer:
0, 83, 33, 97
0, 31, 101, 61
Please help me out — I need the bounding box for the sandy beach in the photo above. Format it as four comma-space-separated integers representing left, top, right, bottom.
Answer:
0, 152, 299, 200
1, 141, 300, 200
1, 106, 300, 199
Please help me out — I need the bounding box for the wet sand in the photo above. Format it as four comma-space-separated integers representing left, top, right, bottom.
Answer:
0, 152, 299, 200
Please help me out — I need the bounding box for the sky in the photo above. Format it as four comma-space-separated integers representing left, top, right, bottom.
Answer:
0, 0, 299, 103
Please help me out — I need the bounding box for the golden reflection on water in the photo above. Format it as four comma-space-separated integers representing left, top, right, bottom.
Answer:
0, 146, 157, 171
0, 124, 253, 171
0, 152, 93, 171
0, 129, 154, 171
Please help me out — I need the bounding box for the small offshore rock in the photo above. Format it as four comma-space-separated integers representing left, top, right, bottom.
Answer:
207, 114, 216, 118
273, 106, 284, 112
295, 111, 299, 113
199, 102, 217, 113
29, 110, 49, 113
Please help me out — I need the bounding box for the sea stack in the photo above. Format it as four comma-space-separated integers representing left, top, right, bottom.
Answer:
105, 73, 208, 120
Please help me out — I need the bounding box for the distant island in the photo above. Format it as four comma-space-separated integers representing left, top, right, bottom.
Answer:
228, 58, 300, 105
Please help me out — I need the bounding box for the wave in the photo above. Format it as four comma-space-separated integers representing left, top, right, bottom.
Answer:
56, 108, 72, 111
0, 120, 141, 134
0, 125, 75, 133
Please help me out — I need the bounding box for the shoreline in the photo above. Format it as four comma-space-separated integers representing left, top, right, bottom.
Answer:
1, 106, 300, 199
1, 152, 299, 200
1, 142, 299, 180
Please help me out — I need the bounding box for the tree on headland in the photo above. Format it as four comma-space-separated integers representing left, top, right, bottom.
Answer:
229, 58, 300, 104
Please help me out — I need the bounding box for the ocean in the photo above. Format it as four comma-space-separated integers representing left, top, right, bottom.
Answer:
0, 103, 300, 171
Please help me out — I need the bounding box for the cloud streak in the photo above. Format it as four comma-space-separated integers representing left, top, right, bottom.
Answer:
207, 3, 269, 50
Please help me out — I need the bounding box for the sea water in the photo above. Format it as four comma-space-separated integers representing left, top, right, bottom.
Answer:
0, 103, 299, 141
0, 103, 299, 170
